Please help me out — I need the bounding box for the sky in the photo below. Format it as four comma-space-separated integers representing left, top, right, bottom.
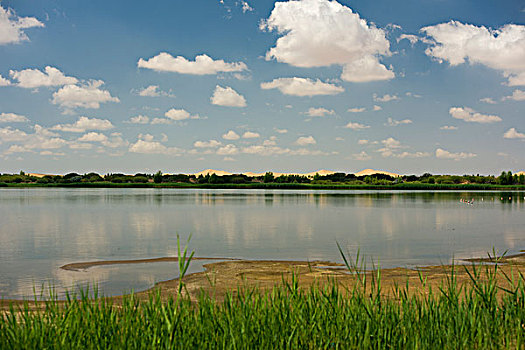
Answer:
0, 0, 524, 175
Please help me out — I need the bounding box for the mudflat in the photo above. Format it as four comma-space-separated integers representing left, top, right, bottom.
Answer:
3, 253, 525, 310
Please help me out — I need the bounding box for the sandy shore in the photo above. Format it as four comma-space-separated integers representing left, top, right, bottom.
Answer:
2, 253, 525, 310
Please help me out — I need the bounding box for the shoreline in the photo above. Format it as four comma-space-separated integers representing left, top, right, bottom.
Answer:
3, 252, 525, 307
2, 182, 525, 190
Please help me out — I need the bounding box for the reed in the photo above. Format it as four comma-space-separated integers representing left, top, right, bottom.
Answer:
1, 252, 524, 348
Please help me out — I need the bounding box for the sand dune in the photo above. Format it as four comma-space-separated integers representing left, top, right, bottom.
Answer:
354, 169, 401, 178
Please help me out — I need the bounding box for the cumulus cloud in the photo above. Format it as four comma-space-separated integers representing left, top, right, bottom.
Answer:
129, 139, 182, 155
260, 77, 344, 96
77, 132, 108, 142
373, 93, 399, 102
217, 144, 239, 155
503, 128, 525, 139
1, 125, 68, 154
294, 135, 316, 146
449, 107, 501, 123
397, 34, 419, 46
502, 89, 525, 101
440, 125, 458, 130
148, 109, 203, 125
137, 53, 247, 75
210, 85, 246, 107
0, 74, 11, 86
386, 117, 412, 126
194, 139, 221, 148
352, 151, 371, 161
422, 21, 525, 86
358, 139, 368, 145
0, 5, 44, 45
348, 107, 365, 113
242, 131, 260, 139
134, 85, 174, 97
274, 128, 288, 134
222, 130, 240, 140
261, 0, 394, 82
0, 112, 28, 123
373, 105, 382, 111
435, 148, 476, 160
52, 80, 120, 111
126, 115, 150, 124
51, 116, 114, 133
241, 145, 290, 156
344, 122, 370, 130
305, 107, 335, 117
241, 1, 254, 13
9, 66, 78, 88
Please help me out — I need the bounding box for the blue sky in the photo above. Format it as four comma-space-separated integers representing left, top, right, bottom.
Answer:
0, 0, 523, 175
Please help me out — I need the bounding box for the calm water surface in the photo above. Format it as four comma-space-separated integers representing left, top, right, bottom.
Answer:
1, 188, 524, 299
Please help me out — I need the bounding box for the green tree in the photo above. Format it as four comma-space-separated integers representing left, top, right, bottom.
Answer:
263, 172, 274, 183
153, 171, 163, 183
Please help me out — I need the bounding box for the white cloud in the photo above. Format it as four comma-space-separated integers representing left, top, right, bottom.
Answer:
335, 137, 344, 141
348, 107, 365, 113
241, 1, 253, 13
242, 145, 291, 156
274, 128, 288, 134
51, 116, 114, 133
135, 85, 174, 97
405, 92, 422, 98
373, 93, 399, 102
294, 135, 316, 146
344, 122, 370, 130
242, 131, 260, 139
129, 139, 182, 155
0, 127, 28, 142
381, 137, 402, 149
10, 66, 78, 88
435, 148, 476, 160
165, 108, 201, 121
397, 34, 419, 45
503, 128, 525, 139
449, 107, 501, 123
0, 74, 11, 86
137, 53, 247, 75
151, 118, 172, 125
502, 89, 525, 101
223, 156, 235, 161
480, 97, 497, 104
77, 132, 107, 142
222, 130, 240, 140
260, 77, 344, 97
263, 139, 276, 146
386, 117, 412, 126
217, 144, 239, 155
194, 139, 221, 148
305, 107, 335, 117
52, 80, 120, 111
210, 85, 247, 107
373, 105, 382, 111
422, 21, 525, 86
352, 151, 371, 161
440, 125, 458, 130
392, 151, 430, 159
0, 5, 44, 45
261, 0, 394, 82
358, 139, 368, 145
1, 125, 68, 154
0, 112, 28, 123
127, 115, 150, 124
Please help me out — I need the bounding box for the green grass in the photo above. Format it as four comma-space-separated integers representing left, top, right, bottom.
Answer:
2, 261, 525, 348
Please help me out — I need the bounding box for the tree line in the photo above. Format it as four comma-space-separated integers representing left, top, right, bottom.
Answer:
1, 170, 524, 185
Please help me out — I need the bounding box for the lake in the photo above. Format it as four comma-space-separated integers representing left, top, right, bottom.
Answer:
1, 188, 524, 299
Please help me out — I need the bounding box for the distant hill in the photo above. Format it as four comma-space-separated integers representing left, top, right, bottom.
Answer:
354, 169, 401, 178
190, 169, 400, 178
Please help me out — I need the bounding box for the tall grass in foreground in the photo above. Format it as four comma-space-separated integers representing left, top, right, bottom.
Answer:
2, 259, 525, 348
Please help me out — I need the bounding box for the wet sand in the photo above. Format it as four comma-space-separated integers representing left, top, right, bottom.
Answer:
3, 253, 525, 310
